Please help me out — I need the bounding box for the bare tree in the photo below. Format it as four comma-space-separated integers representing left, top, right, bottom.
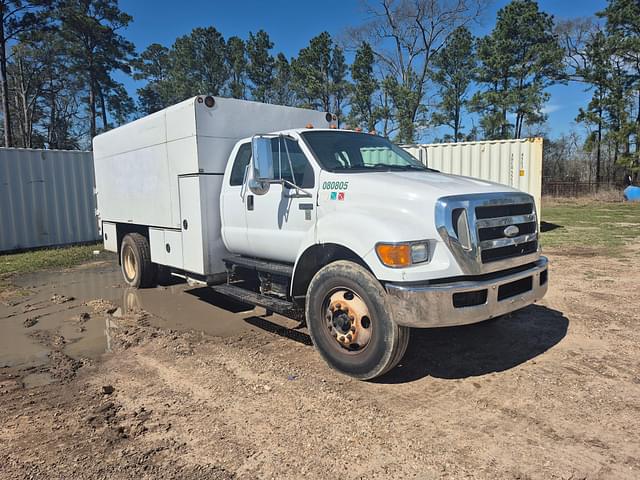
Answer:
346, 0, 485, 142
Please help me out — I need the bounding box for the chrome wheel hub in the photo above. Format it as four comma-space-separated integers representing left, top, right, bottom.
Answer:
325, 289, 372, 351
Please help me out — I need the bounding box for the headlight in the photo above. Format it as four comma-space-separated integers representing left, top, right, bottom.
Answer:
375, 241, 430, 268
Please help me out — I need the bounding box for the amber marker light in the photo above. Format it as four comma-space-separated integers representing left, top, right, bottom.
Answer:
306, 123, 314, 129
330, 124, 337, 129
375, 243, 412, 268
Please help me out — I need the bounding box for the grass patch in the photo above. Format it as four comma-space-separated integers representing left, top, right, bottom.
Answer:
0, 243, 102, 277
541, 201, 640, 256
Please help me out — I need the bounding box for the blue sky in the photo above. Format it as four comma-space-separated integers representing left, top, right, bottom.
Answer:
118, 0, 609, 140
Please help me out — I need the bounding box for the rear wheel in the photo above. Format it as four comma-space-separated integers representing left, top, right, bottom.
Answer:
120, 233, 156, 288
305, 260, 410, 380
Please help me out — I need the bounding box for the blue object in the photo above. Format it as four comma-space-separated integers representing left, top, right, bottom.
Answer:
623, 185, 640, 202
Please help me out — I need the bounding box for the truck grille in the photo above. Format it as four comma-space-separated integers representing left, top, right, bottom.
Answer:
436, 192, 540, 275
475, 202, 537, 264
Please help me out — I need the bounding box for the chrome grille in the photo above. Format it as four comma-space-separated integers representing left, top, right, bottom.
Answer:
435, 193, 540, 275
475, 203, 538, 264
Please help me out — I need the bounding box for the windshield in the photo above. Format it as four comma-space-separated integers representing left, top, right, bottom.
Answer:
300, 131, 428, 173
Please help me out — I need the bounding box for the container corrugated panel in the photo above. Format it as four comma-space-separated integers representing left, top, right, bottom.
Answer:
403, 138, 543, 215
0, 148, 98, 252
361, 147, 406, 166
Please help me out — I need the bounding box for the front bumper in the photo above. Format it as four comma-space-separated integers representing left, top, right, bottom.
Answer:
385, 257, 548, 328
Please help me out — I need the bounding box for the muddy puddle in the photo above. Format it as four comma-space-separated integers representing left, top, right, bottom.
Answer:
0, 258, 277, 374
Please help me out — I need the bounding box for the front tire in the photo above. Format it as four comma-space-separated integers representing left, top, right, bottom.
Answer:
120, 233, 156, 288
305, 260, 410, 380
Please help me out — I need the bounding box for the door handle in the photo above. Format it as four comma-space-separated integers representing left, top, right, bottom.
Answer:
247, 195, 254, 211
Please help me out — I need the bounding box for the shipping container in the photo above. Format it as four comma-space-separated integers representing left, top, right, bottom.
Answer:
403, 138, 543, 215
0, 148, 98, 252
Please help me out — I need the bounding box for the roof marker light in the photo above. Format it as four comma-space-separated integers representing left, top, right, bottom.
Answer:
306, 123, 314, 129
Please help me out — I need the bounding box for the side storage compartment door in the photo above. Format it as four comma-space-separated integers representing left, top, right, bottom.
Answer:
179, 174, 228, 277
179, 175, 205, 275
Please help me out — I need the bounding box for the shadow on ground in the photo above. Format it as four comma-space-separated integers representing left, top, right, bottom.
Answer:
540, 221, 563, 232
244, 316, 312, 346
377, 304, 568, 384
187, 287, 254, 313
183, 286, 568, 385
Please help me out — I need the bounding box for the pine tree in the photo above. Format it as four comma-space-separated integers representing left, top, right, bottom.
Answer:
168, 27, 228, 102
575, 30, 610, 183
291, 32, 350, 119
57, 0, 135, 139
0, 0, 51, 146
246, 30, 274, 103
430, 26, 475, 142
348, 41, 378, 131
133, 43, 171, 115
226, 36, 247, 99
271, 52, 294, 106
471, 0, 564, 139
598, 0, 640, 178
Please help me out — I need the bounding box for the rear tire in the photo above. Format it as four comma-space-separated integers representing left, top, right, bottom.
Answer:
120, 233, 156, 288
305, 260, 410, 380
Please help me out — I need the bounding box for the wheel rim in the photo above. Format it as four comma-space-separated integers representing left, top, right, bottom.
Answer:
123, 245, 137, 281
322, 288, 372, 353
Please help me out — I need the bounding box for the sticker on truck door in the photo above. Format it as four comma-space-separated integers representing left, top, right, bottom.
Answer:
324, 181, 348, 201
322, 181, 349, 191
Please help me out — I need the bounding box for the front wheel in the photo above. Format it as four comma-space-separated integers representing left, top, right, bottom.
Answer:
305, 260, 410, 380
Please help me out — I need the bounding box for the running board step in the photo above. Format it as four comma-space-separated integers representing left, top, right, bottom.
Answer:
223, 255, 293, 278
212, 283, 304, 321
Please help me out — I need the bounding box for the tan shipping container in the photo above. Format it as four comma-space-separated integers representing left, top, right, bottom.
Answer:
403, 137, 543, 217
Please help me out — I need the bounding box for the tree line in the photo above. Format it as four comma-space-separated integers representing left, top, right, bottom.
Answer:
0, 0, 638, 182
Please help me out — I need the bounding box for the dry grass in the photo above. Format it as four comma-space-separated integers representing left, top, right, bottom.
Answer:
543, 186, 625, 205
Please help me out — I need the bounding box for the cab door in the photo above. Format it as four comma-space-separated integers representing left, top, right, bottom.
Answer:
220, 142, 252, 256
244, 137, 317, 263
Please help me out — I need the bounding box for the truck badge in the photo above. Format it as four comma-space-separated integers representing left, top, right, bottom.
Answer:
503, 225, 519, 238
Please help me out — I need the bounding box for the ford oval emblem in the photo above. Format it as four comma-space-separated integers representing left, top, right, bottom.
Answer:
503, 225, 520, 238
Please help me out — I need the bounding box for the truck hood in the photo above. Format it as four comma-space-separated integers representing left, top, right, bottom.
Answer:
317, 169, 525, 242
318, 170, 520, 206
368, 170, 519, 196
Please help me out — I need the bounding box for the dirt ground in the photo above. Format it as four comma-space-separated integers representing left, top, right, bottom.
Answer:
1, 248, 639, 479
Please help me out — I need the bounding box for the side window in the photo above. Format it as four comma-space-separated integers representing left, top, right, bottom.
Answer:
271, 138, 314, 188
229, 143, 252, 186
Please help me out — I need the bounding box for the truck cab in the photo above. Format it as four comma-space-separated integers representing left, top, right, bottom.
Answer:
94, 96, 548, 380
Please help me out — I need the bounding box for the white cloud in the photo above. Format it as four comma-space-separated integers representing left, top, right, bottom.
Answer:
541, 104, 562, 115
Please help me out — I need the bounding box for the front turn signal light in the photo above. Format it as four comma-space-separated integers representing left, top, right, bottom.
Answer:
376, 243, 412, 268
376, 242, 430, 268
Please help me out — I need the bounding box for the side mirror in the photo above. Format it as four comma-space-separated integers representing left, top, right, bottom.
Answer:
249, 136, 273, 195
252, 136, 275, 181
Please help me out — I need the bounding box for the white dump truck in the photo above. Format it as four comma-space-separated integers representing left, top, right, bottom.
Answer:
93, 95, 548, 379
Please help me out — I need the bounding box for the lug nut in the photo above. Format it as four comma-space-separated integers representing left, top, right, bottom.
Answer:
346, 334, 353, 341
350, 326, 356, 333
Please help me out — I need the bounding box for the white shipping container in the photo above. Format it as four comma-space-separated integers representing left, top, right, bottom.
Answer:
403, 138, 543, 215
0, 148, 97, 252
